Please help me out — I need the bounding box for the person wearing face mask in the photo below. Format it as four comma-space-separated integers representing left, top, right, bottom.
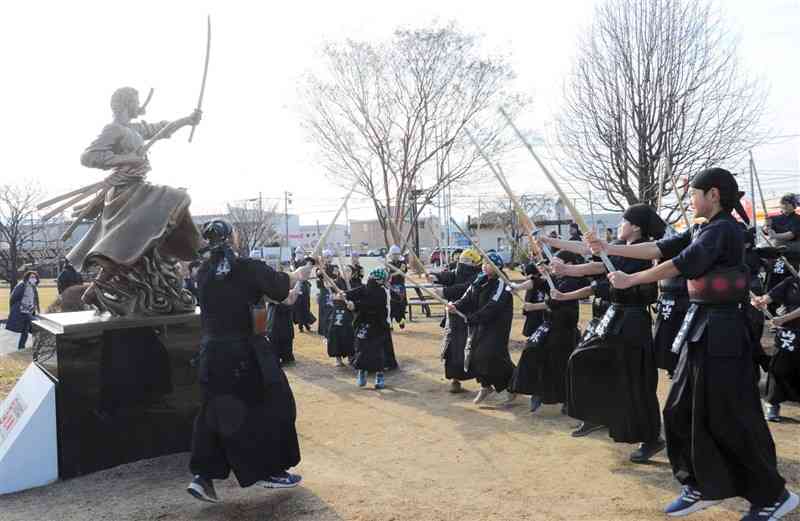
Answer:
6, 271, 41, 350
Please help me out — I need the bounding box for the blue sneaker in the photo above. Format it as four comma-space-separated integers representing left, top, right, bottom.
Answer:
357, 370, 367, 387
665, 486, 721, 517
741, 490, 799, 520
375, 372, 385, 389
529, 395, 543, 413
256, 471, 302, 489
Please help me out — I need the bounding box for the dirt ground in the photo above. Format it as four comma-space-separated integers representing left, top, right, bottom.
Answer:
1, 305, 799, 521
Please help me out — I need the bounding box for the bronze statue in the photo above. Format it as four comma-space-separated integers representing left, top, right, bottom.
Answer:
59, 87, 203, 316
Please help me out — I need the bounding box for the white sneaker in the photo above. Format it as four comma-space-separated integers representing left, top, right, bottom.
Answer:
473, 387, 494, 404
335, 357, 345, 367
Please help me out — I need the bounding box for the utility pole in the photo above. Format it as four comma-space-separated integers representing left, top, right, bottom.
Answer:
410, 188, 423, 258
281, 192, 292, 260
749, 167, 757, 240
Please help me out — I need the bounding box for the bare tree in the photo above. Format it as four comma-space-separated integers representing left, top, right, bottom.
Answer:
226, 202, 280, 258
0, 182, 45, 288
302, 23, 528, 246
480, 194, 558, 262
556, 0, 765, 221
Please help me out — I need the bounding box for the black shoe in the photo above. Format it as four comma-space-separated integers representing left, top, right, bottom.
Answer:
571, 422, 605, 437
630, 437, 666, 463
187, 475, 219, 503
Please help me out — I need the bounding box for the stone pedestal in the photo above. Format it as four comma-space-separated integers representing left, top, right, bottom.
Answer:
33, 310, 202, 479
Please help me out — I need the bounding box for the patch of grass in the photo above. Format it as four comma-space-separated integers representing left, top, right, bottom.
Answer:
0, 356, 26, 402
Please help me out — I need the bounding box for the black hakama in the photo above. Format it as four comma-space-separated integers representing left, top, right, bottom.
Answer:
190, 258, 300, 487
652, 277, 689, 374
267, 302, 295, 363
348, 281, 393, 373
510, 275, 586, 403
433, 264, 481, 381
566, 244, 661, 444
291, 280, 316, 329
658, 212, 786, 506
764, 277, 800, 406
454, 276, 515, 392
326, 300, 355, 359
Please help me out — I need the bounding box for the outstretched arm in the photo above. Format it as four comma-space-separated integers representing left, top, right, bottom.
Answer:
540, 236, 590, 255
551, 285, 594, 302
608, 260, 680, 289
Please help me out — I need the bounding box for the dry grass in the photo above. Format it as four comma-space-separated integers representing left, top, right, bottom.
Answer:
0, 355, 27, 401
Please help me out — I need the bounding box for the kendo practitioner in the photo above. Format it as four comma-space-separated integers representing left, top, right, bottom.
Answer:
653, 232, 690, 377
763, 194, 800, 314
597, 169, 798, 520
187, 220, 311, 503
752, 276, 800, 422
267, 281, 302, 365
429, 248, 483, 393
447, 252, 516, 405
341, 266, 393, 389
292, 275, 316, 332
543, 204, 666, 462
349, 251, 365, 288
316, 250, 337, 337
518, 262, 548, 338
387, 245, 408, 329
326, 266, 355, 367
743, 225, 771, 372
509, 250, 588, 413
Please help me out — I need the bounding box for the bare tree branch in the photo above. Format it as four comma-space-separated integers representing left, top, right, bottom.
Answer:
556, 0, 766, 221
226, 202, 280, 258
301, 23, 529, 245
0, 182, 45, 287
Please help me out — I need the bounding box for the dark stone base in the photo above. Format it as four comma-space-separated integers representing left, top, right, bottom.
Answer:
33, 310, 202, 479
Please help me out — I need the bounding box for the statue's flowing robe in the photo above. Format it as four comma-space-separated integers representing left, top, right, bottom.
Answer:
68, 120, 201, 271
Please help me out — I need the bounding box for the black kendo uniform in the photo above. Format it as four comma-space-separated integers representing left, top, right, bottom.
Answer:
388, 259, 408, 325
349, 262, 365, 288
653, 271, 689, 376
431, 262, 481, 381
521, 263, 548, 337
765, 209, 800, 314
510, 252, 589, 404
453, 273, 515, 392
292, 280, 316, 332
658, 203, 787, 507
567, 241, 661, 444
764, 277, 800, 408
326, 274, 355, 361
348, 279, 392, 373
743, 226, 770, 370
316, 263, 338, 336
190, 256, 300, 487
567, 205, 665, 450
267, 299, 296, 364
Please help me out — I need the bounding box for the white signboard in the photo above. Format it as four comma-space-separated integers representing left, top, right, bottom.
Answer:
0, 363, 58, 494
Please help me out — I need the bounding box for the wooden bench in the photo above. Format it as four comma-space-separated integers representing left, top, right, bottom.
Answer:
406, 298, 444, 321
